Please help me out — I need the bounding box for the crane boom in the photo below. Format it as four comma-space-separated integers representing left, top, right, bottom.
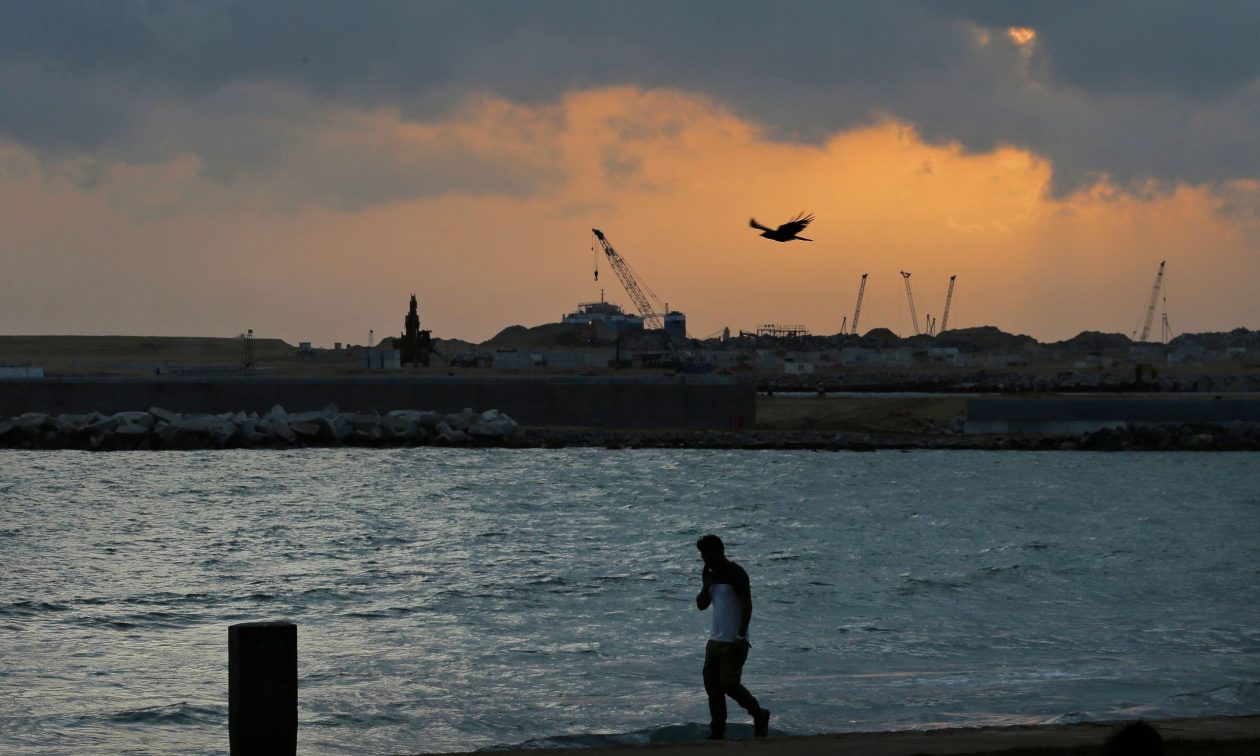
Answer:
591, 229, 666, 332
591, 228, 697, 368
901, 271, 920, 336
1137, 261, 1166, 343
940, 275, 957, 334
851, 273, 868, 335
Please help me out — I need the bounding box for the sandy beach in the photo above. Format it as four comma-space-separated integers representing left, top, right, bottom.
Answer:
414, 715, 1260, 755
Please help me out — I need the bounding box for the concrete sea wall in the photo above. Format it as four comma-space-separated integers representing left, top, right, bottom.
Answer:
966, 396, 1260, 435
0, 375, 754, 431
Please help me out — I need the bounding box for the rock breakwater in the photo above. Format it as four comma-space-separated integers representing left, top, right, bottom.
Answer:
2, 408, 1257, 452
0, 405, 521, 450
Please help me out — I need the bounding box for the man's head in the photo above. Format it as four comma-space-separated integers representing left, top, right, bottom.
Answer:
697, 534, 726, 568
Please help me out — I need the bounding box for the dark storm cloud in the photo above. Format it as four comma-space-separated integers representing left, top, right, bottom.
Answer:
4, 1, 1260, 198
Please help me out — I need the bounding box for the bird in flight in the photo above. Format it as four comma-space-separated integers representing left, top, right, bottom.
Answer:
749, 212, 815, 242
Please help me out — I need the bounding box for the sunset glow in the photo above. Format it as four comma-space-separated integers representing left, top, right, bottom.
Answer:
2, 84, 1256, 344
1007, 26, 1037, 46
0, 4, 1257, 344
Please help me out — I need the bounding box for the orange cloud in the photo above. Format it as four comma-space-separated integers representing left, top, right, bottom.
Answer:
1007, 27, 1037, 46
0, 87, 1256, 344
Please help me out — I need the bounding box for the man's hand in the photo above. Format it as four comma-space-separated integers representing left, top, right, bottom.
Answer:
696, 567, 714, 610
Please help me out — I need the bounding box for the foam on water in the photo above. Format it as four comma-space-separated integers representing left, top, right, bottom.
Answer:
1, 448, 1258, 754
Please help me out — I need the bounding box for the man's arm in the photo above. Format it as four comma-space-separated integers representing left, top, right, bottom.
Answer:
738, 596, 752, 639
735, 567, 752, 640
696, 568, 713, 610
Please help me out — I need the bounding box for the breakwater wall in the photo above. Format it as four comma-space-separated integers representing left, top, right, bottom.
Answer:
0, 375, 754, 431
0, 405, 522, 450
966, 396, 1260, 434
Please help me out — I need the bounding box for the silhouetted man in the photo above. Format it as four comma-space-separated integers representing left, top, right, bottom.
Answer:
695, 534, 770, 740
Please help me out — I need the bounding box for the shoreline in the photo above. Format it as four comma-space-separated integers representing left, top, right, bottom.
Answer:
3, 424, 1258, 452
413, 715, 1260, 756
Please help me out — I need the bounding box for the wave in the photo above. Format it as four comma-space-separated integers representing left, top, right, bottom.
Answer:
0, 600, 73, 618
896, 574, 968, 595
1166, 681, 1260, 711
103, 702, 223, 726
481, 721, 783, 750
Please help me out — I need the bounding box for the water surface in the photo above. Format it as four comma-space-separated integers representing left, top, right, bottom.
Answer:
2, 449, 1257, 754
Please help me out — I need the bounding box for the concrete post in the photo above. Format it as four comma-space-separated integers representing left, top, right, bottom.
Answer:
229, 621, 297, 755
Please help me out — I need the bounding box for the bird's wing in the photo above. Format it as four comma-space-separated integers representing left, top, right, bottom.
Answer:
777, 213, 815, 235
749, 218, 773, 233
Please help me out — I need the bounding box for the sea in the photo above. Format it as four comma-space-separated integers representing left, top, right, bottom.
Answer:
2, 449, 1258, 755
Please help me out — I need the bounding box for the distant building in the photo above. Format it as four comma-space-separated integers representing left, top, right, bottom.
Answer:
353, 347, 401, 370
664, 310, 687, 340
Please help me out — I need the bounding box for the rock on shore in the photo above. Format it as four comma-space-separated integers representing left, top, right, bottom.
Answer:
1, 406, 1256, 452
0, 405, 522, 451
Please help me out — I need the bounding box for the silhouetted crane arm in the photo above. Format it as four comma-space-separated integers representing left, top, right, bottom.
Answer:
901, 271, 920, 336
852, 273, 868, 336
1137, 261, 1166, 343
591, 229, 694, 366
940, 275, 957, 334
591, 229, 665, 332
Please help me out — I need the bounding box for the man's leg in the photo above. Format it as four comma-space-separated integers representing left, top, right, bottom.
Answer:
702, 641, 727, 739
719, 641, 771, 737
717, 640, 759, 715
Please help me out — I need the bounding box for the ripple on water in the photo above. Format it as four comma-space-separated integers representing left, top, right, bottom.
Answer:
0, 449, 1258, 755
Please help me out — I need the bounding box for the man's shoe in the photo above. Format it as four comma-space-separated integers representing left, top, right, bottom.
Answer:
706, 730, 725, 741
753, 708, 770, 737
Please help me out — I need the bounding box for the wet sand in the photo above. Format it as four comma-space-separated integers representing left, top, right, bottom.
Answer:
414, 715, 1260, 755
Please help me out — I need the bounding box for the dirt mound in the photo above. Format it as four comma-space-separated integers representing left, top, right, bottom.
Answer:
1050, 330, 1134, 352
934, 326, 1039, 352
482, 322, 606, 350
1171, 327, 1259, 350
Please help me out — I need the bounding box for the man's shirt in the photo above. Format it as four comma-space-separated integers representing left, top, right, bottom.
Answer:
707, 560, 751, 642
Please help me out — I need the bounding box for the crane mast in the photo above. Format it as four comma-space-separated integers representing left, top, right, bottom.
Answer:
1137, 261, 1166, 343
901, 271, 920, 336
851, 273, 868, 336
939, 275, 957, 334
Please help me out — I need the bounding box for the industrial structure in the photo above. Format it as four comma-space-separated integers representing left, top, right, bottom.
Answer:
939, 276, 957, 334
748, 324, 811, 338
590, 228, 694, 366
394, 294, 435, 366
901, 271, 921, 336
851, 274, 868, 335
561, 290, 645, 334
1135, 261, 1167, 343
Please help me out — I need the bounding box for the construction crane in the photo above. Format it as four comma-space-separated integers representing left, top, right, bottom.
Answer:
901, 271, 920, 336
591, 228, 694, 366
1135, 260, 1166, 343
939, 275, 957, 334
839, 316, 847, 335
851, 273, 868, 336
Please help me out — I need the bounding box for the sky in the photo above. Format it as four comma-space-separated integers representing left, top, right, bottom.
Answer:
3, 1, 1260, 345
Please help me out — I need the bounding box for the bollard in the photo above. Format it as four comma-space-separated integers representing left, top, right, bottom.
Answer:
229, 621, 297, 755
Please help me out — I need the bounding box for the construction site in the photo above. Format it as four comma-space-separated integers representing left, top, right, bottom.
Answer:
1, 228, 1258, 449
